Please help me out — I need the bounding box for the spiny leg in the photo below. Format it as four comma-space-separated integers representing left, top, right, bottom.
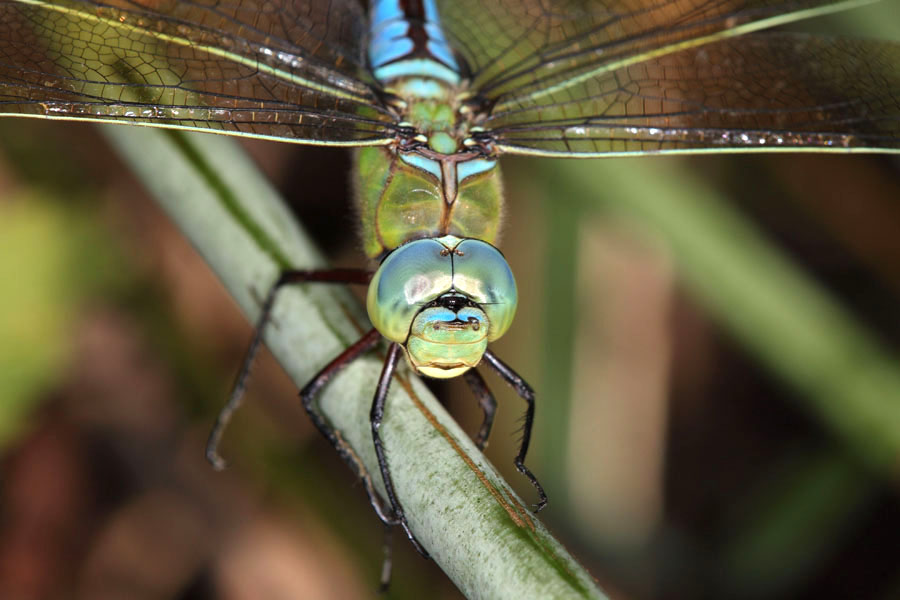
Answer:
463, 368, 497, 451
300, 328, 399, 526
481, 350, 548, 512
206, 268, 371, 469
370, 343, 430, 557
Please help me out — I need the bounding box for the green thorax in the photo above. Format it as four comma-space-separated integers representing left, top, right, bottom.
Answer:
353, 77, 503, 259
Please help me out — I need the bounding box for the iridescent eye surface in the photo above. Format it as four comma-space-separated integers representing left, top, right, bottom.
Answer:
367, 237, 453, 343
451, 239, 517, 341
367, 235, 518, 377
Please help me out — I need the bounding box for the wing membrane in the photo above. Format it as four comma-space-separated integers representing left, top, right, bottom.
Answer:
438, 0, 876, 105
484, 34, 900, 156
0, 0, 397, 144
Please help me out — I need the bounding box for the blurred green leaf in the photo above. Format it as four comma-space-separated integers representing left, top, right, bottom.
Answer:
0, 193, 126, 447
547, 156, 900, 477
720, 449, 874, 598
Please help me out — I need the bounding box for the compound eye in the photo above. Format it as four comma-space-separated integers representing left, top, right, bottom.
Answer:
452, 239, 517, 341
367, 238, 454, 342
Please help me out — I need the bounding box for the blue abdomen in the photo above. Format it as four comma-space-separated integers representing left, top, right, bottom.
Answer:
368, 0, 463, 85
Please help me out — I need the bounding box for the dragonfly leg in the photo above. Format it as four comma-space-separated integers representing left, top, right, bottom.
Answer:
371, 343, 430, 558
206, 268, 372, 469
463, 368, 497, 451
300, 328, 399, 526
481, 350, 548, 512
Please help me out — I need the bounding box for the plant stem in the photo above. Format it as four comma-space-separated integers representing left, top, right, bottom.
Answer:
103, 126, 607, 600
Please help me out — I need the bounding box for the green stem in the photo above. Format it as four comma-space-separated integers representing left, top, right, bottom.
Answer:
102, 125, 607, 600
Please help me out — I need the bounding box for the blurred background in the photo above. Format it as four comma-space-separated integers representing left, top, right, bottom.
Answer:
1, 3, 899, 600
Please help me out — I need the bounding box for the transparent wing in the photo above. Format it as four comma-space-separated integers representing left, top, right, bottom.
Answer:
436, 0, 899, 155
482, 34, 900, 156
0, 0, 397, 145
436, 0, 864, 100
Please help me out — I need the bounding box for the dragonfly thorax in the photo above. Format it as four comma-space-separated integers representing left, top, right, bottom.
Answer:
354, 144, 503, 259
366, 236, 517, 378
387, 77, 467, 154
353, 93, 504, 261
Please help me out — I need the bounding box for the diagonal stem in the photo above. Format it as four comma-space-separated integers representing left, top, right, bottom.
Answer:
102, 125, 608, 600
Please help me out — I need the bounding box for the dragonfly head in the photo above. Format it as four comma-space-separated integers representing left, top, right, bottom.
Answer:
367, 235, 517, 378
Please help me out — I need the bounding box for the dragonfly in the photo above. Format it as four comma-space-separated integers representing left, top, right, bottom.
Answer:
2, 0, 899, 580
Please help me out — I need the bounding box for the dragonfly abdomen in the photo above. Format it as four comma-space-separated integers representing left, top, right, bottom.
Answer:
368, 0, 463, 85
